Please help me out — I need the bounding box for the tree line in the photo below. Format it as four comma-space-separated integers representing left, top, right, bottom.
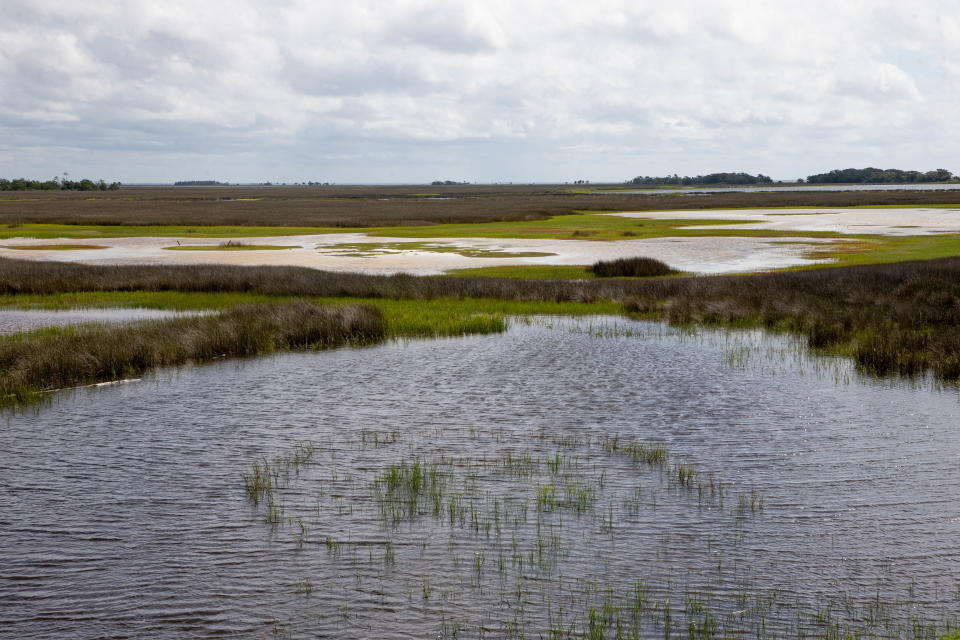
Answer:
0, 177, 121, 191
629, 168, 955, 186
629, 172, 773, 186
803, 168, 953, 184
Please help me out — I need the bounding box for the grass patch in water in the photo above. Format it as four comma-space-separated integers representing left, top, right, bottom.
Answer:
315, 240, 554, 258
241, 430, 954, 639
165, 241, 301, 251
0, 243, 107, 250
360, 213, 845, 242
5, 209, 959, 270
0, 214, 845, 242
0, 290, 622, 339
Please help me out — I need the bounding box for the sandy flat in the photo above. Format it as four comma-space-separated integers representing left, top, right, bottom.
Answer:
0, 232, 829, 275
607, 207, 960, 235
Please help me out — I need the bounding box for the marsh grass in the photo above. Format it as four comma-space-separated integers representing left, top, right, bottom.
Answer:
5, 184, 956, 231
374, 459, 447, 521
0, 301, 384, 406
4, 254, 960, 382
245, 429, 955, 640
591, 256, 674, 278
0, 290, 622, 339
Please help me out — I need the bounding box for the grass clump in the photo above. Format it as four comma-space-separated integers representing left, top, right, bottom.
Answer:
0, 301, 385, 407
591, 256, 674, 278
374, 459, 446, 521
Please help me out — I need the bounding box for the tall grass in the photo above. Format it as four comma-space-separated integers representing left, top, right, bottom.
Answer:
0, 301, 384, 406
4, 255, 960, 382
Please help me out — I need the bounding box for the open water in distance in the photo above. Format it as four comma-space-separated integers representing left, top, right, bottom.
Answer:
1, 317, 958, 638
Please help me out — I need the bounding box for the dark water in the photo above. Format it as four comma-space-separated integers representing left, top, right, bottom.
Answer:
1, 318, 958, 638
615, 183, 960, 195
0, 308, 193, 335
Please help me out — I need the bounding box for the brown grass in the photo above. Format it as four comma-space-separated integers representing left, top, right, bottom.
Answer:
2, 184, 959, 228
3, 256, 960, 382
0, 301, 385, 405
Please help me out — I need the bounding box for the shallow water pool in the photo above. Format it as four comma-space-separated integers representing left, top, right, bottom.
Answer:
0, 317, 957, 638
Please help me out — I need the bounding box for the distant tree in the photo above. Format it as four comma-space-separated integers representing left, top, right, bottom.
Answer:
629, 172, 773, 186
0, 177, 119, 191
806, 167, 954, 184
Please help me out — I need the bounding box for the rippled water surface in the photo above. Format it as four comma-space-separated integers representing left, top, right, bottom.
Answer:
1, 317, 958, 639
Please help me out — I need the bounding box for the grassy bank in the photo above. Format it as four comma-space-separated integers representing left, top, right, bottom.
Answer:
0, 301, 385, 406
782, 233, 960, 268
3, 255, 960, 383
0, 289, 622, 338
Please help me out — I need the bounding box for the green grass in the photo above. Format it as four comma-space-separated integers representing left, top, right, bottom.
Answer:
0, 214, 845, 242
0, 291, 623, 338
361, 213, 846, 242
0, 244, 107, 250
0, 290, 282, 310
774, 234, 960, 270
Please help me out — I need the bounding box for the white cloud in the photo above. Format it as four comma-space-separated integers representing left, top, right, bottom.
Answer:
0, 0, 957, 182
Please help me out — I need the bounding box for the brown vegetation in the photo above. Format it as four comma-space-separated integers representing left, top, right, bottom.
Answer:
0, 301, 385, 405
591, 256, 674, 277
3, 256, 960, 382
2, 184, 960, 228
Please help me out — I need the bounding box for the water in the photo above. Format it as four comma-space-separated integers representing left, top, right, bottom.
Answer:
1, 317, 958, 638
614, 183, 960, 195
0, 308, 194, 335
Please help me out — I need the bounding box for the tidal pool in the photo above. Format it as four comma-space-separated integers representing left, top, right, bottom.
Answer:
1, 318, 958, 638
0, 232, 824, 274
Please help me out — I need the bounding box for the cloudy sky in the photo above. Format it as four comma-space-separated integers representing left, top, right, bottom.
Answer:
1, 1, 957, 183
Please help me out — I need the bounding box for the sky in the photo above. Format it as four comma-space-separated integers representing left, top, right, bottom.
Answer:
1, 0, 958, 184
